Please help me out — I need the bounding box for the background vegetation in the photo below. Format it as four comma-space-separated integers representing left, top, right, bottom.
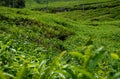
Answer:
0, 0, 25, 8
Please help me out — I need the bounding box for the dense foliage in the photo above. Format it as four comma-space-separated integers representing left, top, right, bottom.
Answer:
0, 0, 25, 8
0, 0, 120, 79
34, 0, 74, 3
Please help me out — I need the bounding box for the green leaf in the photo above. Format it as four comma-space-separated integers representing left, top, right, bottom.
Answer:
64, 68, 78, 79
69, 52, 83, 58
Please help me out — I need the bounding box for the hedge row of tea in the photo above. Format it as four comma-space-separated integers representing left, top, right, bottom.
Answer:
0, 37, 119, 79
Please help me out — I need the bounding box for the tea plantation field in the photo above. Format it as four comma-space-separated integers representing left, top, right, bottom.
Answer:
0, 0, 120, 79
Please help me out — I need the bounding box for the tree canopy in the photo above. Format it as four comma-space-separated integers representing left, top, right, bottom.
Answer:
0, 0, 25, 8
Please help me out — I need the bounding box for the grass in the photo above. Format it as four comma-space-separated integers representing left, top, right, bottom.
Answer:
0, 0, 120, 79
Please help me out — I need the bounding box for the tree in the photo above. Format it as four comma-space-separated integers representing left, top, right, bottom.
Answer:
0, 0, 25, 8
